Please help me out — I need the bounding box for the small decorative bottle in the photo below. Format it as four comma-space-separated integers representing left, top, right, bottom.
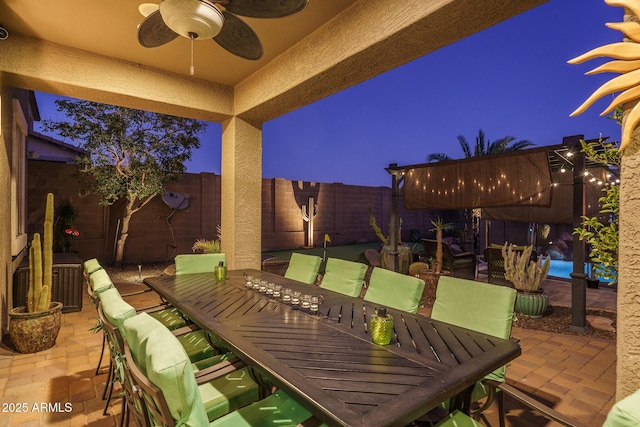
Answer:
370, 307, 393, 345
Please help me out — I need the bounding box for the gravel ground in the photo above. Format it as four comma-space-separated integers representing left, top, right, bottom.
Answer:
106, 262, 616, 340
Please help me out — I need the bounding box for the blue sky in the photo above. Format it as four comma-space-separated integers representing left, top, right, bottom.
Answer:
35, 0, 623, 188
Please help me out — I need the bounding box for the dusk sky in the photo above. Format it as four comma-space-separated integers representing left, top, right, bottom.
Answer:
35, 0, 623, 188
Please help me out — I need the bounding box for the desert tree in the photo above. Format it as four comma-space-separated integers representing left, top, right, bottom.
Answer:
43, 99, 204, 267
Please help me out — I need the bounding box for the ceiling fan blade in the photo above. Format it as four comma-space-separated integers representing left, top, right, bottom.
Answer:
214, 11, 263, 60
222, 0, 308, 18
138, 9, 179, 48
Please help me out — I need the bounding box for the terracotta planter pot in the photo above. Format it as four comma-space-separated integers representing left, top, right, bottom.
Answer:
380, 244, 412, 274
8, 302, 63, 353
515, 289, 548, 318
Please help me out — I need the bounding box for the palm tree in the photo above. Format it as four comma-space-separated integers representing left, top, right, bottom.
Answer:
427, 129, 534, 162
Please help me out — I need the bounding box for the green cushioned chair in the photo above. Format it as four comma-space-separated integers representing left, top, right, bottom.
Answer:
175, 253, 226, 275
431, 276, 516, 423
364, 267, 425, 314
123, 312, 259, 425
320, 258, 368, 297
284, 253, 322, 285
603, 388, 640, 427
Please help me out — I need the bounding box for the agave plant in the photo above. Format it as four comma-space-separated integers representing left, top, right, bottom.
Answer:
191, 225, 222, 254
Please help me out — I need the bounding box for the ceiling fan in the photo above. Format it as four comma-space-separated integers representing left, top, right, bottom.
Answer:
137, 0, 308, 72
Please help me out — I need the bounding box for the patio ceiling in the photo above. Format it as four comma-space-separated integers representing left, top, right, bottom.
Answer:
0, 0, 548, 124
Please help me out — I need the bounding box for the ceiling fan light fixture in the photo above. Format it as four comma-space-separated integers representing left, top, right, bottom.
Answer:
159, 0, 223, 39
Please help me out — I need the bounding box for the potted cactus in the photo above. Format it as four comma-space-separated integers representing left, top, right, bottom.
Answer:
9, 193, 63, 353
502, 243, 551, 318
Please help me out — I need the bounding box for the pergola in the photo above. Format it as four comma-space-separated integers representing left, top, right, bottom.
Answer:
1, 0, 639, 400
388, 136, 617, 331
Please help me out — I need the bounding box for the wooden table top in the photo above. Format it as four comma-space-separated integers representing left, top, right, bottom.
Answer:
144, 269, 520, 427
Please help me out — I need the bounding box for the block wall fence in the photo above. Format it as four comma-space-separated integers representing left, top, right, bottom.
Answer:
27, 161, 443, 265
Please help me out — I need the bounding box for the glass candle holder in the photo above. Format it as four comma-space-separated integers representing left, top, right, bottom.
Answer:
266, 282, 275, 296
246, 276, 254, 289
282, 288, 292, 304
370, 307, 393, 345
273, 284, 282, 298
291, 290, 301, 308
252, 278, 261, 290
259, 280, 268, 293
310, 295, 324, 314
301, 294, 311, 311
214, 265, 227, 281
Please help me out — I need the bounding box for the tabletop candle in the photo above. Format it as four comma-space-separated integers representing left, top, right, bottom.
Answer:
370, 306, 393, 345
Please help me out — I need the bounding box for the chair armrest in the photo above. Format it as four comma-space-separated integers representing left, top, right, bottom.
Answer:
194, 357, 246, 384
170, 324, 201, 336
498, 383, 590, 427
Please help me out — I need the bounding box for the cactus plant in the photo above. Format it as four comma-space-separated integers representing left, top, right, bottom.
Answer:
28, 193, 54, 313
501, 243, 550, 291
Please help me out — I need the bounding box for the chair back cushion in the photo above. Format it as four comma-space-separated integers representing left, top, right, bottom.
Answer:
431, 276, 516, 381
83, 258, 102, 275
364, 268, 425, 314
603, 387, 640, 427
124, 313, 209, 427
89, 269, 114, 294
99, 288, 136, 336
175, 253, 226, 275
284, 253, 322, 285
320, 258, 368, 297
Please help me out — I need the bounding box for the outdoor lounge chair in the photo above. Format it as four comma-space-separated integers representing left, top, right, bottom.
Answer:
421, 239, 476, 280
284, 252, 322, 285
364, 267, 425, 314
320, 257, 368, 297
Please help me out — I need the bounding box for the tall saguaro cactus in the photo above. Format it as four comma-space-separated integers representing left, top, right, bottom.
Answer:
28, 193, 54, 313
301, 196, 318, 248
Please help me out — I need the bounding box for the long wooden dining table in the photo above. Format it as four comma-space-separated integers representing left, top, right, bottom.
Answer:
143, 269, 520, 427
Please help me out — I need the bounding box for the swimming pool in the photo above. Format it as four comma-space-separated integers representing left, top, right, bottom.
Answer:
548, 259, 614, 282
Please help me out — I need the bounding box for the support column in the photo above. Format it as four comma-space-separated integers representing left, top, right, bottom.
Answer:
221, 117, 262, 269
569, 140, 587, 332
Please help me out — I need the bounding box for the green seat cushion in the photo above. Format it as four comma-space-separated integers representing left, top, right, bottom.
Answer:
434, 410, 483, 427
431, 276, 516, 384
284, 253, 322, 285
199, 366, 259, 421
175, 253, 226, 275
84, 258, 102, 275
364, 268, 425, 314
99, 287, 136, 336
210, 390, 315, 427
604, 388, 640, 427
320, 258, 367, 297
89, 269, 114, 294
148, 306, 188, 330
178, 330, 216, 363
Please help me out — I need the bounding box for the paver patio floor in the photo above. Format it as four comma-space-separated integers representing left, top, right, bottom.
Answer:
0, 277, 616, 426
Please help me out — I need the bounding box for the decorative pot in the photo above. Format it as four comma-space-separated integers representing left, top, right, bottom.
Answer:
515, 289, 548, 318
380, 244, 412, 275
8, 302, 63, 353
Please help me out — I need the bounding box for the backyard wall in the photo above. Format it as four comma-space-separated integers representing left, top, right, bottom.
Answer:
27, 161, 443, 266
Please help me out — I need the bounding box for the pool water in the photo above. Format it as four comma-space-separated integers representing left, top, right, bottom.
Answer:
548, 259, 614, 283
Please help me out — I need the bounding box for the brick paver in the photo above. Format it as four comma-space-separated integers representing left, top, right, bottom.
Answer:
0, 278, 617, 426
